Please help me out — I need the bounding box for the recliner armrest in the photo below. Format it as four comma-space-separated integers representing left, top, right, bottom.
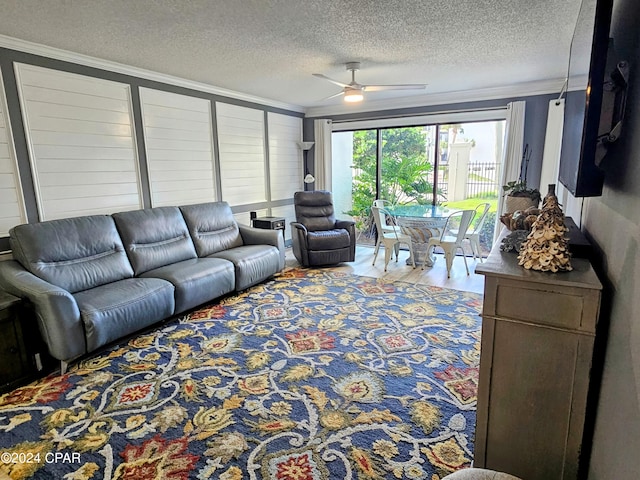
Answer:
0, 260, 85, 361
290, 222, 308, 233
335, 219, 356, 230
336, 220, 356, 251
290, 222, 310, 266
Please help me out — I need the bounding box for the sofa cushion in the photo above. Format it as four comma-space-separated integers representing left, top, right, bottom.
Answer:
73, 277, 175, 352
209, 245, 281, 291
179, 202, 243, 257
9, 215, 133, 293
141, 258, 235, 313
113, 207, 197, 275
307, 229, 351, 250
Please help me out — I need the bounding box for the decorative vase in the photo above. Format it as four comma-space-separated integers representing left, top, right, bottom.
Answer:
543, 184, 557, 206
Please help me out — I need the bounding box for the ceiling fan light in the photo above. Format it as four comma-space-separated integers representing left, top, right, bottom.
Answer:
344, 89, 364, 103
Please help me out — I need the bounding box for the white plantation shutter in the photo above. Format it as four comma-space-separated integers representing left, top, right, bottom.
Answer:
140, 88, 216, 206
0, 68, 27, 235
268, 112, 303, 200
215, 102, 266, 206
15, 64, 142, 220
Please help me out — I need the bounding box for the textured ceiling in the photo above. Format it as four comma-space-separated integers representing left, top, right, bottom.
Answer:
0, 0, 590, 112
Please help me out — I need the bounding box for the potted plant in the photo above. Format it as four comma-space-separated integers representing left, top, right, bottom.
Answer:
502, 179, 541, 212
502, 144, 541, 213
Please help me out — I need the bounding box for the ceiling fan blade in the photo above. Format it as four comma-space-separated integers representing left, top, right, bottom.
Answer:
320, 90, 346, 101
313, 73, 350, 88
363, 84, 427, 92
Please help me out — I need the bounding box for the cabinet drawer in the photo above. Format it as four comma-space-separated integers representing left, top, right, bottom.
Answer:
488, 280, 599, 333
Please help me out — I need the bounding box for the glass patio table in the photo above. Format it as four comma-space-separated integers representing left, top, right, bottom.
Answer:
385, 204, 451, 267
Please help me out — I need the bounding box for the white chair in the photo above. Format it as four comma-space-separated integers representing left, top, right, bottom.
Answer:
450, 202, 491, 262
425, 209, 476, 277
372, 199, 392, 208
371, 206, 416, 271
372, 199, 402, 235
466, 203, 491, 262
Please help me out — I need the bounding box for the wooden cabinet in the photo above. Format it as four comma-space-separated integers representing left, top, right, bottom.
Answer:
0, 291, 52, 393
474, 241, 601, 480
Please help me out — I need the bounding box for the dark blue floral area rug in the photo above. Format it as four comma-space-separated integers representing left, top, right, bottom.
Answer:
0, 268, 483, 480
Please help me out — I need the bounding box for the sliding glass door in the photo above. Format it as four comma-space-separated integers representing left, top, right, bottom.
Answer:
332, 119, 505, 256
380, 126, 437, 205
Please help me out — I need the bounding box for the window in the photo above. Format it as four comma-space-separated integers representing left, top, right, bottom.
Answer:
332, 116, 505, 257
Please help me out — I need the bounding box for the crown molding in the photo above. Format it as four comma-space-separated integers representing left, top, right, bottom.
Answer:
304, 77, 570, 118
0, 34, 305, 113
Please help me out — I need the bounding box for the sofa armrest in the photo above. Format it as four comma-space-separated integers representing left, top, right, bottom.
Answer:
0, 260, 85, 361
238, 225, 285, 270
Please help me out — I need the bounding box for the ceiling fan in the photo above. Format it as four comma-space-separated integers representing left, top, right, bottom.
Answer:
313, 62, 427, 103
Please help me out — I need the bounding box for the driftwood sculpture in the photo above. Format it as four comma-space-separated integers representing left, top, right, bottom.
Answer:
517, 186, 572, 272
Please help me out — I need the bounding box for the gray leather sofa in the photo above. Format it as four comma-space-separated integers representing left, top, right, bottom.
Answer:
0, 201, 284, 372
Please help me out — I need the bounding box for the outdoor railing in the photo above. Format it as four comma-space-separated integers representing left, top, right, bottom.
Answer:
466, 162, 499, 197
352, 161, 499, 205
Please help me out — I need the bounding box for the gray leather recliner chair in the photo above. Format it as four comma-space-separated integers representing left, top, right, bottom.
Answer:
291, 190, 356, 267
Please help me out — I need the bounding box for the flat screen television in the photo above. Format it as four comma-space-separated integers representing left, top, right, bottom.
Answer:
558, 0, 613, 197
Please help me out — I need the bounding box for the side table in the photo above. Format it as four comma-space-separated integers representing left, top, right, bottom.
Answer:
252, 216, 286, 238
0, 291, 53, 393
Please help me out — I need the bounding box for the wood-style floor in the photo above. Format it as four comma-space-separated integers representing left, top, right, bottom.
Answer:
285, 244, 485, 295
